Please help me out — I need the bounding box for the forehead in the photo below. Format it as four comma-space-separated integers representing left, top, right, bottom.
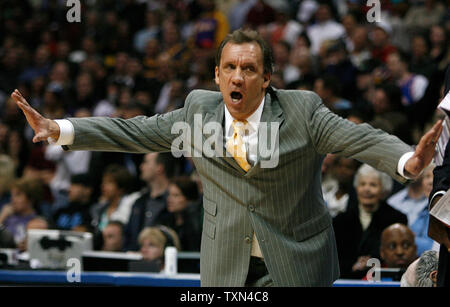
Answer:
358, 173, 380, 183
384, 229, 414, 242
145, 153, 157, 162
220, 42, 263, 65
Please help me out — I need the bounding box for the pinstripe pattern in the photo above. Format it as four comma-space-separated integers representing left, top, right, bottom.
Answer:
65, 89, 413, 286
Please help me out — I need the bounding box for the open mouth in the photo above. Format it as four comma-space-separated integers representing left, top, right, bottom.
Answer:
230, 91, 243, 102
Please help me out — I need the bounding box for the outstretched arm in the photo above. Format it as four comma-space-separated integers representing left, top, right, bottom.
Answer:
12, 89, 189, 154
11, 89, 60, 143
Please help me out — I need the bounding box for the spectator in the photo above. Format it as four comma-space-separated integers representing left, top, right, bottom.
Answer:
348, 26, 371, 71
323, 156, 360, 218
245, 0, 276, 29
410, 163, 436, 256
368, 83, 411, 144
429, 25, 449, 72
52, 174, 94, 231
306, 3, 345, 55
273, 40, 300, 85
404, 0, 446, 33
0, 177, 43, 246
228, 0, 257, 31
387, 170, 428, 228
322, 39, 358, 101
133, 10, 161, 54
380, 223, 418, 270
193, 0, 230, 50
159, 176, 202, 251
138, 225, 181, 271
401, 250, 439, 287
90, 164, 140, 232
124, 153, 176, 251
333, 164, 408, 279
387, 51, 429, 107
409, 34, 437, 80
17, 216, 49, 252
101, 220, 124, 252
313, 74, 352, 117
369, 22, 397, 64
267, 9, 303, 47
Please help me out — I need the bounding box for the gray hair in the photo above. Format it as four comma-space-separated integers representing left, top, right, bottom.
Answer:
415, 250, 439, 287
353, 164, 393, 197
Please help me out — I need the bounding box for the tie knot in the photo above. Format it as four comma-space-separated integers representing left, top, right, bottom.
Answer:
232, 120, 247, 135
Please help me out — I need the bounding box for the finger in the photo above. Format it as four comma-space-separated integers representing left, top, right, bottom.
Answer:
11, 92, 30, 110
434, 121, 444, 143
11, 90, 32, 108
33, 132, 49, 143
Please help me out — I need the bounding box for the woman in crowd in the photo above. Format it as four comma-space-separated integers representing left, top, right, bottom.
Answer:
138, 225, 181, 271
90, 164, 140, 232
160, 176, 202, 252
333, 164, 408, 279
0, 177, 43, 245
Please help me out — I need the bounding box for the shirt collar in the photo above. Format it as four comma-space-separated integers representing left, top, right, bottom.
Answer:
224, 96, 265, 137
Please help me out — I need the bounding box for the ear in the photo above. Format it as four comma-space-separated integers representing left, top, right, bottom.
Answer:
430, 270, 438, 286
262, 73, 271, 89
215, 66, 220, 85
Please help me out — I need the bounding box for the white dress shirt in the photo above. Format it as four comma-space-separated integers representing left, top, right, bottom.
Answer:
224, 97, 265, 166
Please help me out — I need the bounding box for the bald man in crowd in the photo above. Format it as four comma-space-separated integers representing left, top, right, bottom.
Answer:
380, 223, 418, 269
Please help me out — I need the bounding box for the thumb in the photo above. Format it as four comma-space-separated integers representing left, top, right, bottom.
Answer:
33, 132, 50, 143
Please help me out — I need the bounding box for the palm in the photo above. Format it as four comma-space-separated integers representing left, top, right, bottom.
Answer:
405, 120, 443, 178
11, 89, 53, 143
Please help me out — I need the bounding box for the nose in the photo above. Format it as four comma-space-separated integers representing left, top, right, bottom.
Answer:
395, 246, 405, 256
231, 68, 244, 86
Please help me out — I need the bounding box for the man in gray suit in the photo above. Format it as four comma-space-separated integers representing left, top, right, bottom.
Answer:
12, 29, 442, 286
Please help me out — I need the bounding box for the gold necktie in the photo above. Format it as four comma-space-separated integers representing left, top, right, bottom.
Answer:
226, 120, 251, 172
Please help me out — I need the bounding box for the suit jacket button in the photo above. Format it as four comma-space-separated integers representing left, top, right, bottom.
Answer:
245, 236, 252, 244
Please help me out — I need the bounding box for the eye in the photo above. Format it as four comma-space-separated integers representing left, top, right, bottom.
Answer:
225, 63, 235, 70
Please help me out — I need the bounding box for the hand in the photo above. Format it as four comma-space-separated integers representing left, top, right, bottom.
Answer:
0, 204, 14, 224
404, 120, 443, 178
11, 89, 60, 143
428, 195, 450, 252
352, 255, 371, 272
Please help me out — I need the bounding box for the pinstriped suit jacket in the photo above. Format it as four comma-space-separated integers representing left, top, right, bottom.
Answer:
64, 89, 413, 286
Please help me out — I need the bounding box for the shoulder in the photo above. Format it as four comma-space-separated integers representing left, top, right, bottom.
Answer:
274, 89, 322, 112
379, 201, 408, 223
275, 89, 320, 101
186, 89, 222, 104
184, 89, 222, 112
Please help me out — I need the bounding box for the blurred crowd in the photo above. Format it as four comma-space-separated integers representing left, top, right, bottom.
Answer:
0, 0, 449, 279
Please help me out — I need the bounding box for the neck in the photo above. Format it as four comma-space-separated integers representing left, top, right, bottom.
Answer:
408, 186, 425, 200
149, 177, 169, 198
19, 207, 35, 217
109, 196, 121, 209
175, 212, 184, 226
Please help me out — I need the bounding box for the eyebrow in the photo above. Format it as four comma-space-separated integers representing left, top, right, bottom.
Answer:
222, 60, 257, 67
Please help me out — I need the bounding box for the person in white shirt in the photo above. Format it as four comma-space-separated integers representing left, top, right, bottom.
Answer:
306, 4, 345, 55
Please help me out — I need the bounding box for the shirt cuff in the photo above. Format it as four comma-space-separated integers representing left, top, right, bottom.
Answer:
48, 119, 74, 146
429, 191, 446, 210
397, 152, 415, 179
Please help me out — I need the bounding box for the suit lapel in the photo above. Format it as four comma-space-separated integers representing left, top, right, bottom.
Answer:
245, 90, 285, 177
